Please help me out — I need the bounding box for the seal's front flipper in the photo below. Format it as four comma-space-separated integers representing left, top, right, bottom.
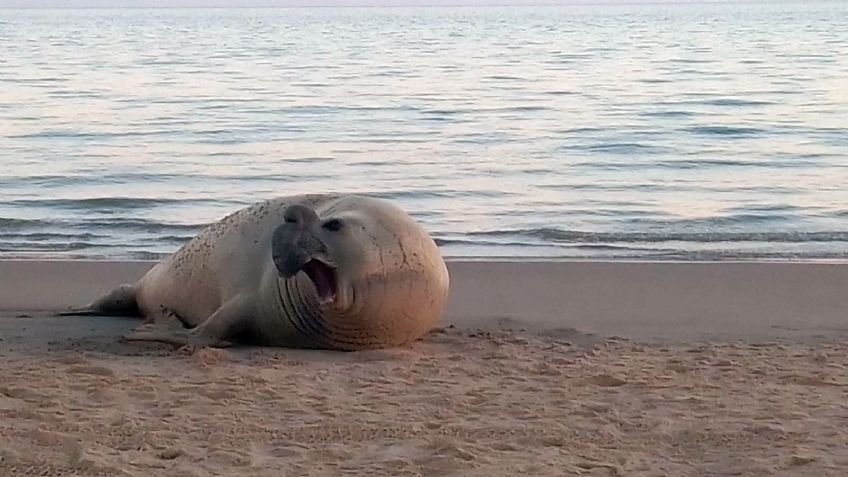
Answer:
185, 295, 253, 347
121, 322, 191, 347
122, 327, 233, 349
122, 308, 192, 347
122, 307, 233, 349
57, 284, 140, 317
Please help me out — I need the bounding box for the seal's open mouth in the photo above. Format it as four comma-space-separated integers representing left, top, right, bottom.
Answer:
302, 259, 337, 305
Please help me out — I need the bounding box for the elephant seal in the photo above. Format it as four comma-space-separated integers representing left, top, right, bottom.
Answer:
64, 194, 450, 351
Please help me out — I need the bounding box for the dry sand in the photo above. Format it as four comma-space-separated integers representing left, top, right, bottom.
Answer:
2, 313, 847, 477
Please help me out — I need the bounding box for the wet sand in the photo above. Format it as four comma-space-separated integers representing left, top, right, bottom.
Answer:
1, 260, 848, 476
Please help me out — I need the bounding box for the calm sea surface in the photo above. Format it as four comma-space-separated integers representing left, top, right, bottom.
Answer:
2, 3, 847, 260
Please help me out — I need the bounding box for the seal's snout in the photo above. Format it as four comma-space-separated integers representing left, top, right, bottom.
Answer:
272, 204, 328, 278
283, 204, 320, 228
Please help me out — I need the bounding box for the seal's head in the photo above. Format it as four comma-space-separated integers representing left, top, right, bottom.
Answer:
270, 195, 449, 349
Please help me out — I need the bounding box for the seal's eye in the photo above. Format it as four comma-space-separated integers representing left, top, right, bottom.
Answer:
322, 218, 343, 232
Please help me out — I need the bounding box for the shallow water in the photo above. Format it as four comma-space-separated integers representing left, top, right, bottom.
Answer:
1, 3, 847, 260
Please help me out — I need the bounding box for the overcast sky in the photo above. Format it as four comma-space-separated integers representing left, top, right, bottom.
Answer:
0, 0, 726, 7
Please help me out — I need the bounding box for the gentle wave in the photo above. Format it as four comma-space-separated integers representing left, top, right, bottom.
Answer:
559, 143, 672, 154
0, 172, 337, 187
0, 218, 51, 229
685, 126, 768, 137
8, 197, 192, 209
7, 129, 184, 140
0, 232, 110, 240
0, 217, 209, 233
466, 229, 848, 244
0, 241, 113, 252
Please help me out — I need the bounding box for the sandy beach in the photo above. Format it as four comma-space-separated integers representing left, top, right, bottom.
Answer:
2, 260, 848, 476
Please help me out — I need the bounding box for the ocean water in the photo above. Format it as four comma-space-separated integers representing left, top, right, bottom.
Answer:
1, 3, 847, 261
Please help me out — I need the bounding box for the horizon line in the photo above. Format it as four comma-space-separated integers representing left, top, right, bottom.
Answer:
0, 0, 800, 10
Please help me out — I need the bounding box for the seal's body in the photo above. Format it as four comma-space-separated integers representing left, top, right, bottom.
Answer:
72, 194, 450, 350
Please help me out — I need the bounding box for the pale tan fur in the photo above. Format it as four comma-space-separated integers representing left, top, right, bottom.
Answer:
112, 194, 449, 350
